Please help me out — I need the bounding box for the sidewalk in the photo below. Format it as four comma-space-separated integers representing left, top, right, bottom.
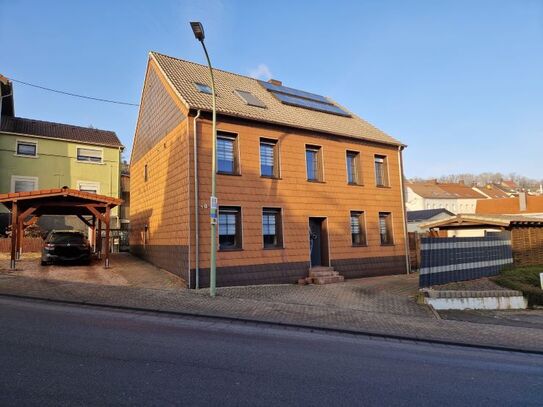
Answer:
0, 272, 542, 353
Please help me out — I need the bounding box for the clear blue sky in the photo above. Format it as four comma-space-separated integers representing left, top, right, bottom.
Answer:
1, 0, 542, 179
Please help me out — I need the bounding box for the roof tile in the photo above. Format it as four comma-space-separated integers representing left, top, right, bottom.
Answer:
150, 52, 403, 146
1, 116, 123, 148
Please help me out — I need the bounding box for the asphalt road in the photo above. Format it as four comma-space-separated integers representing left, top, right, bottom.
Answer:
0, 297, 541, 406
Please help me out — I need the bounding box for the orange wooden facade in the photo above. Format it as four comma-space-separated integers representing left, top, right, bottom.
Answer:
130, 60, 409, 287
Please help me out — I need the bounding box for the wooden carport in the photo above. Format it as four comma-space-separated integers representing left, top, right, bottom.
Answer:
0, 187, 122, 270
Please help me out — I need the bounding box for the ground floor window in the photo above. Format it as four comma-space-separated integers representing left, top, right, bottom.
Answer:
350, 211, 366, 246
262, 208, 283, 248
219, 206, 242, 250
77, 181, 100, 194
11, 175, 38, 192
379, 212, 394, 245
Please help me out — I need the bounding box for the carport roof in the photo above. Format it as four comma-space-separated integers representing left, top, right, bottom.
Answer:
420, 214, 543, 229
0, 188, 122, 216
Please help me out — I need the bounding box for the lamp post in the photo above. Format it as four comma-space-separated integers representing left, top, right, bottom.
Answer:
190, 21, 217, 297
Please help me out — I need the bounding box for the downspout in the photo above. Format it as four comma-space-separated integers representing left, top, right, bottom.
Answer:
193, 110, 201, 289
398, 146, 411, 274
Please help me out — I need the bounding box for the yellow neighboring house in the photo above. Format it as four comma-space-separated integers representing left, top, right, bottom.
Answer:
0, 76, 124, 233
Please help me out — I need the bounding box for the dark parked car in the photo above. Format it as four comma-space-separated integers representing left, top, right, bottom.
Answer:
41, 230, 92, 266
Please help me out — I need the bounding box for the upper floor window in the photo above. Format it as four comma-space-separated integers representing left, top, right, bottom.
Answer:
11, 175, 38, 192
219, 206, 242, 250
77, 147, 102, 163
374, 155, 389, 187
350, 211, 367, 246
262, 208, 283, 248
16, 140, 37, 157
306, 145, 323, 182
217, 132, 239, 175
260, 138, 279, 178
379, 212, 394, 245
346, 151, 361, 185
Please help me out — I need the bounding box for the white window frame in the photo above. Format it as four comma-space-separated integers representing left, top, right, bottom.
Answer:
76, 146, 104, 164
77, 180, 101, 194
15, 139, 38, 158
10, 175, 39, 192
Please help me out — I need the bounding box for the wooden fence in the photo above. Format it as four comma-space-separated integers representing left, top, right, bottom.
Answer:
0, 237, 43, 253
511, 227, 543, 266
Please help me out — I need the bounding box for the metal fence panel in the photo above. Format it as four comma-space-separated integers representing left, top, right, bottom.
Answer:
419, 233, 513, 287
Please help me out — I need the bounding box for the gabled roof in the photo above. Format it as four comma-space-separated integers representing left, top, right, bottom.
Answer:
406, 182, 487, 199
150, 52, 403, 146
501, 180, 519, 190
0, 116, 123, 148
407, 208, 454, 222
476, 184, 511, 199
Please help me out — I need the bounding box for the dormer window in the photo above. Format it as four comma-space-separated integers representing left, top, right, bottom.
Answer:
194, 82, 212, 94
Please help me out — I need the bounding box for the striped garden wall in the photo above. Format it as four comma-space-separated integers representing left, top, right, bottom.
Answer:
419, 233, 513, 287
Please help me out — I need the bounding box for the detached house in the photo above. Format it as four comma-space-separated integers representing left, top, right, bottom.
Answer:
130, 52, 409, 287
405, 181, 487, 214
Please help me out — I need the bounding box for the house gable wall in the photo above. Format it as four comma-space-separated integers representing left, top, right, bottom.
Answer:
129, 60, 190, 282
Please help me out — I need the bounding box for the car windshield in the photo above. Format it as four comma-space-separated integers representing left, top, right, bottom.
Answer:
49, 233, 86, 244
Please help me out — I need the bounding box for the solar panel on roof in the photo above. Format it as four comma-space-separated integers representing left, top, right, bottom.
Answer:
273, 92, 351, 117
259, 81, 329, 103
234, 90, 266, 108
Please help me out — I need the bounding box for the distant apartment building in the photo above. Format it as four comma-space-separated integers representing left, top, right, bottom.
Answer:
0, 76, 123, 233
405, 181, 487, 214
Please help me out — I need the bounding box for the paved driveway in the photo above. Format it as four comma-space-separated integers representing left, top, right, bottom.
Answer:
0, 252, 186, 289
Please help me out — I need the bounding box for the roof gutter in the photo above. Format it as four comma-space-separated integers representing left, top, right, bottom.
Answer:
193, 109, 201, 289
398, 145, 411, 274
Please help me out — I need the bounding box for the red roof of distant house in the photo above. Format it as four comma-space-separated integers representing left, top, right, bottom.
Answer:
476, 195, 543, 214
406, 182, 486, 199
478, 184, 511, 199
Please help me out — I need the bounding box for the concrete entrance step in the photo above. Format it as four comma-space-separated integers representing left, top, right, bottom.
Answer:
298, 267, 345, 285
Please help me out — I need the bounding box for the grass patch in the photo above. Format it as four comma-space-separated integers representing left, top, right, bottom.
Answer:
491, 265, 543, 307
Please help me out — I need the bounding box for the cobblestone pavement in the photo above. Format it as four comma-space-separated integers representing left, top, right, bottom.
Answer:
0, 270, 542, 352
196, 273, 431, 318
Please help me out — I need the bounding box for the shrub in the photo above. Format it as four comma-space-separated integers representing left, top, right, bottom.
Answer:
492, 265, 543, 307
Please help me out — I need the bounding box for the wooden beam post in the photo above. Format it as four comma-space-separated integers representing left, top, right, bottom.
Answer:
97, 219, 102, 259
104, 206, 111, 268
91, 216, 96, 253
10, 202, 18, 269
16, 215, 24, 260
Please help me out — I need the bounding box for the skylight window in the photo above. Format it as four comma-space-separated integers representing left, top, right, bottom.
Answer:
194, 82, 212, 94
234, 90, 266, 108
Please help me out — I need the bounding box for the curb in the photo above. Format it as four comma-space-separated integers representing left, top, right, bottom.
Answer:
2, 292, 543, 356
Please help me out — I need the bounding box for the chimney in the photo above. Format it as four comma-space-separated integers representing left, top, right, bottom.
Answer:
519, 192, 527, 212
268, 79, 282, 86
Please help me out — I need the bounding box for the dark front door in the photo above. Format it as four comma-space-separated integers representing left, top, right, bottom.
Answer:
309, 218, 323, 267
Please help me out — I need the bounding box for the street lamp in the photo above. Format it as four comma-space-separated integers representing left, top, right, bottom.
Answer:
190, 21, 217, 297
